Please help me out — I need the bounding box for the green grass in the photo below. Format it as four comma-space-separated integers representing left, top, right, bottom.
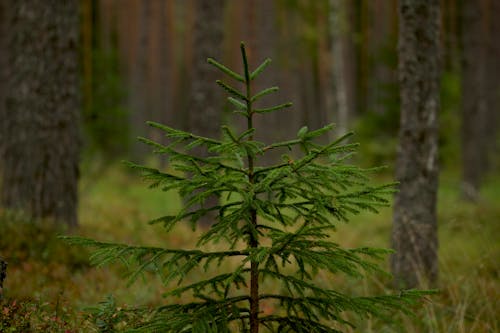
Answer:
1, 165, 498, 332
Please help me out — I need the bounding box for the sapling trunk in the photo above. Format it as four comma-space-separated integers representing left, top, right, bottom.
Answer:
243, 45, 260, 333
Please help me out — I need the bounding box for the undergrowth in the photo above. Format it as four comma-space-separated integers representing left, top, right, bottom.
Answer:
0, 169, 498, 331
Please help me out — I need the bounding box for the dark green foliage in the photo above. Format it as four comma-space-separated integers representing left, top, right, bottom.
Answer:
64, 43, 433, 332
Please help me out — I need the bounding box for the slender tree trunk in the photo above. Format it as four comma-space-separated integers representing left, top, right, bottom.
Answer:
0, 0, 7, 165
486, 0, 500, 164
391, 0, 441, 288
329, 0, 349, 135
129, 0, 151, 161
460, 0, 488, 201
82, 0, 93, 121
189, 0, 225, 227
149, 0, 174, 168
98, 0, 115, 52
158, 0, 174, 131
1, 0, 81, 227
253, 0, 284, 163
470, 0, 500, 192
189, 0, 224, 137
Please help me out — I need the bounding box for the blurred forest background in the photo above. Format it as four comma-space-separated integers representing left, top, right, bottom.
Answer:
79, 0, 499, 180
0, 0, 499, 332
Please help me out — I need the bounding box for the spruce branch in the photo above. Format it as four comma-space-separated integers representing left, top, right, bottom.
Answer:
254, 102, 293, 114
251, 86, 279, 102
216, 80, 247, 101
250, 58, 272, 80
207, 57, 245, 82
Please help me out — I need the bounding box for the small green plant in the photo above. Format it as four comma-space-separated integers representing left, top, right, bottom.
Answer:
65, 43, 432, 332
85, 295, 149, 332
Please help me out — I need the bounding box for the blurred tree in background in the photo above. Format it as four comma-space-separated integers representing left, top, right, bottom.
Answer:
0, 1, 6, 161
391, 0, 441, 288
460, 0, 500, 201
187, 0, 225, 227
0, 0, 81, 227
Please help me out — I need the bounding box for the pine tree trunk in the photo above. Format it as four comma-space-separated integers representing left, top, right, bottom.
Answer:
329, 0, 349, 135
148, 0, 174, 168
1, 0, 81, 227
460, 0, 488, 201
82, 0, 93, 121
189, 0, 224, 137
252, 0, 283, 162
368, 0, 398, 116
189, 0, 225, 227
0, 1, 7, 164
486, 0, 500, 166
391, 0, 440, 288
129, 0, 151, 162
158, 0, 174, 130
464, 0, 500, 196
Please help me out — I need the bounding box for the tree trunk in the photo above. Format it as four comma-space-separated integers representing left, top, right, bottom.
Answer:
189, 0, 224, 137
149, 0, 174, 168
158, 0, 174, 131
129, 0, 151, 162
391, 0, 441, 288
460, 0, 500, 200
460, 0, 488, 201
189, 0, 225, 227
329, 0, 349, 135
0, 1, 7, 165
1, 0, 81, 227
253, 0, 284, 163
485, 0, 500, 167
82, 0, 93, 122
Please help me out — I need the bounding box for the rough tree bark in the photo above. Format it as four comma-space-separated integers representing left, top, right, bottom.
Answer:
1, 0, 81, 227
391, 0, 441, 288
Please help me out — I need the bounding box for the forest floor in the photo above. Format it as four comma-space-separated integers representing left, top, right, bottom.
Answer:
0, 165, 498, 332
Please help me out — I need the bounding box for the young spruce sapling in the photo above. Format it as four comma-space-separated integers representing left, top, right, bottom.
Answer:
65, 43, 433, 333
